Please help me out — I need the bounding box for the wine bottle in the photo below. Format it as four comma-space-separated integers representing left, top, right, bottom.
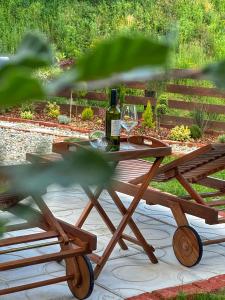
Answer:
105, 89, 121, 151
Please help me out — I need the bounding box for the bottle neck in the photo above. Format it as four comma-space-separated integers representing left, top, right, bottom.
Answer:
110, 89, 118, 106
110, 100, 117, 106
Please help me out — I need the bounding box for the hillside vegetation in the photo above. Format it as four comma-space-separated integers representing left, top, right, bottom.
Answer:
0, 0, 225, 67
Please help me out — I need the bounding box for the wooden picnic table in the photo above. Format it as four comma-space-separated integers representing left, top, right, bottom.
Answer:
27, 135, 172, 279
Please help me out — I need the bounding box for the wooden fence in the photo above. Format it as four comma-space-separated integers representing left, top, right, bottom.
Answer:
56, 69, 225, 132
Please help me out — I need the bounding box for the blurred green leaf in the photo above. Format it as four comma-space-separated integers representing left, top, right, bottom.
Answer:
203, 60, 225, 90
49, 35, 170, 92
0, 32, 52, 106
7, 148, 114, 195
47, 68, 78, 95
16, 32, 53, 67
76, 35, 170, 82
0, 67, 45, 106
1, 33, 171, 100
0, 32, 53, 73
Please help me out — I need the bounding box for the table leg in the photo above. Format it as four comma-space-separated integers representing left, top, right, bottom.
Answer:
77, 185, 128, 251
75, 186, 103, 228
107, 188, 157, 262
93, 157, 163, 278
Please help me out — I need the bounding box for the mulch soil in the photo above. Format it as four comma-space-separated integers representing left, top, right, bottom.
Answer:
0, 108, 220, 144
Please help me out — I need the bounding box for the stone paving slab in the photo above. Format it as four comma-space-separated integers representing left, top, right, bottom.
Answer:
1, 185, 225, 299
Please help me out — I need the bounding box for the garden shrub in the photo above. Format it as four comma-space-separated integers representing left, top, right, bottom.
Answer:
155, 94, 168, 131
217, 134, 225, 143
156, 104, 168, 116
21, 102, 36, 113
81, 107, 94, 121
20, 110, 34, 120
169, 125, 191, 142
192, 108, 208, 132
45, 101, 60, 118
58, 114, 70, 124
190, 124, 202, 140
0, 107, 12, 114
142, 101, 154, 128
158, 94, 168, 106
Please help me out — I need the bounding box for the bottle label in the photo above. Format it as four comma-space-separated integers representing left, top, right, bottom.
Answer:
111, 120, 121, 136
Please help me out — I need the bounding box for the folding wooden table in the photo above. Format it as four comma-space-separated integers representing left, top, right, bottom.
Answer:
28, 136, 171, 279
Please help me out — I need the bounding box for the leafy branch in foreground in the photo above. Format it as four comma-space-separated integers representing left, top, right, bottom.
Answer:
1, 32, 225, 107
4, 148, 114, 195
0, 32, 53, 72
0, 31, 225, 198
76, 35, 169, 81
0, 32, 53, 106
47, 35, 171, 93
203, 60, 225, 89
0, 32, 171, 105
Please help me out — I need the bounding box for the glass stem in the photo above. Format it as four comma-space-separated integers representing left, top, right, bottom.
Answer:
127, 129, 131, 144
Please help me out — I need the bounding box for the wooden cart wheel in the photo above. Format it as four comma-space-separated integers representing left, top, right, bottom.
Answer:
173, 226, 203, 267
66, 255, 94, 299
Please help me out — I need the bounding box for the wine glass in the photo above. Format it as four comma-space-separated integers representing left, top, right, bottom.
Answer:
121, 105, 138, 148
89, 130, 108, 151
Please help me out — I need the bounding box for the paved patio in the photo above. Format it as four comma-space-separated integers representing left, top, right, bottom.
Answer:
1, 185, 225, 299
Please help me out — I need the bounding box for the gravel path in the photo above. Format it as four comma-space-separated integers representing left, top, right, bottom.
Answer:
0, 120, 88, 138
0, 121, 198, 164
0, 128, 53, 164
0, 121, 88, 164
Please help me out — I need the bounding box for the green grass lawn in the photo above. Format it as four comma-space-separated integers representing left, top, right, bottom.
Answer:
177, 289, 225, 300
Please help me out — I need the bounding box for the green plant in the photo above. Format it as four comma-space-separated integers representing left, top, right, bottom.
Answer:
155, 94, 168, 131
176, 291, 225, 300
192, 107, 208, 132
20, 102, 36, 113
217, 134, 225, 143
158, 94, 168, 106
0, 107, 12, 114
190, 124, 202, 139
81, 107, 94, 121
156, 104, 168, 116
169, 125, 191, 142
58, 114, 70, 124
142, 101, 154, 128
20, 110, 34, 120
35, 66, 62, 81
1, 0, 225, 70
45, 102, 60, 118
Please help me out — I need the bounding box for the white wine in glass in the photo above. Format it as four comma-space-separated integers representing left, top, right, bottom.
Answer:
121, 105, 138, 148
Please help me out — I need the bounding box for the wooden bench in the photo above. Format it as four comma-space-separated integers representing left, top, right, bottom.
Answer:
0, 164, 96, 299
